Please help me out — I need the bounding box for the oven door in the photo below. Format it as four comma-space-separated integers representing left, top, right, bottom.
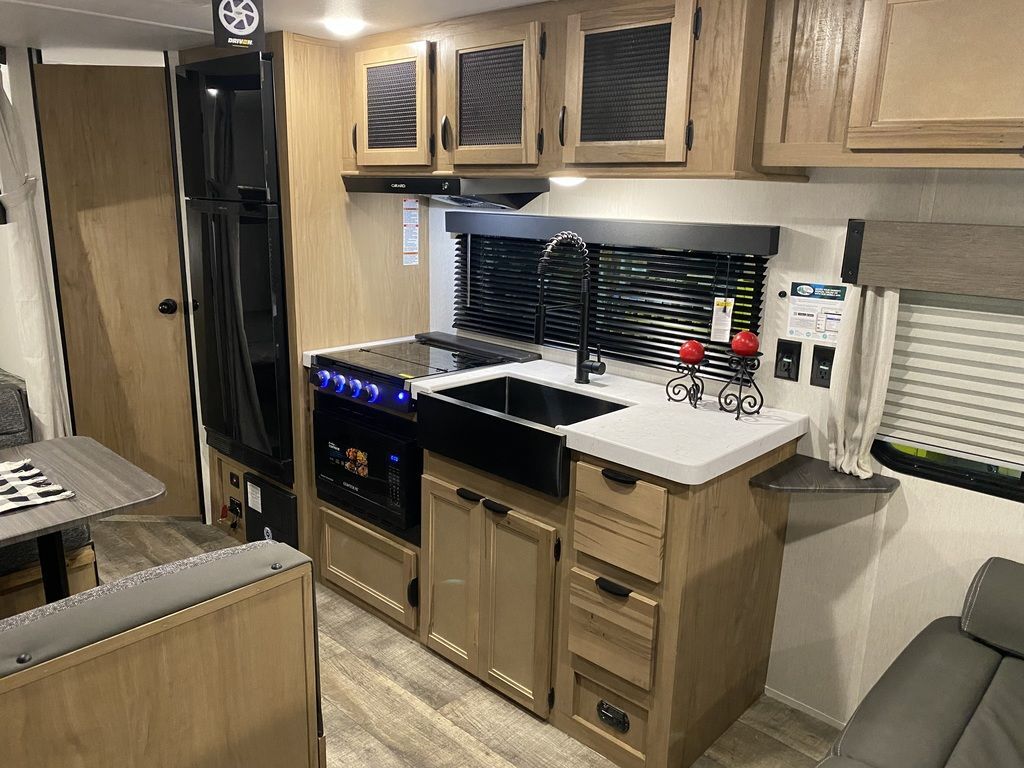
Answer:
313, 407, 420, 530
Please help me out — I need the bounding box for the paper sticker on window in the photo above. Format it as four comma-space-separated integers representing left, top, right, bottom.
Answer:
710, 296, 736, 342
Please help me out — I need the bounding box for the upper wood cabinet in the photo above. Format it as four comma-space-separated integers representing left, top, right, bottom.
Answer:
436, 22, 543, 166
354, 41, 433, 166
562, 0, 698, 164
847, 0, 1024, 151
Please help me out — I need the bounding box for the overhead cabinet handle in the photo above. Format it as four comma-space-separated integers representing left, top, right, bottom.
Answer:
456, 487, 484, 503
558, 106, 566, 147
601, 468, 639, 486
595, 577, 632, 598
351, 123, 358, 154
482, 499, 512, 515
440, 115, 451, 151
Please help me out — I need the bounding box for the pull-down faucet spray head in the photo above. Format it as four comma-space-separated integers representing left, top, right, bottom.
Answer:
538, 230, 589, 276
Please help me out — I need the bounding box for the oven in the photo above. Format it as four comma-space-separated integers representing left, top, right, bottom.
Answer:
312, 392, 422, 538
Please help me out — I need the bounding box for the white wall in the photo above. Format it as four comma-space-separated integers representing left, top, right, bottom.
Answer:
428, 168, 1024, 726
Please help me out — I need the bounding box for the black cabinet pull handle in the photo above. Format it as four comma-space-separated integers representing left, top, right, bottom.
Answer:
456, 487, 484, 503
352, 123, 358, 154
440, 115, 451, 151
157, 298, 179, 315
407, 577, 419, 608
595, 577, 632, 598
558, 106, 566, 147
482, 499, 512, 515
601, 468, 639, 486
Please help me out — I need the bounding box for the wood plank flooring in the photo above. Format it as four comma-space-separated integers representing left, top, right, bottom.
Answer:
91, 517, 838, 768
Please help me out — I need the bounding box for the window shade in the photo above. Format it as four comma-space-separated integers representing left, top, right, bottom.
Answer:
453, 233, 769, 380
878, 292, 1024, 471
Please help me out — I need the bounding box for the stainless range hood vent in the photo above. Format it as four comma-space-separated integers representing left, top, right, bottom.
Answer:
342, 176, 548, 210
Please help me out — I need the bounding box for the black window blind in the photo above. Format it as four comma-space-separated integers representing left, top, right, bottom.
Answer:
453, 234, 770, 380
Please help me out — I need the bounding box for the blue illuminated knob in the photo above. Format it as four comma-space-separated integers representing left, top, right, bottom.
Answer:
365, 384, 380, 403
349, 379, 363, 398
331, 374, 347, 394
314, 370, 331, 389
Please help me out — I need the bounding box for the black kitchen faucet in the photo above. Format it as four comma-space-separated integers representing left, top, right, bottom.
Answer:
534, 230, 607, 384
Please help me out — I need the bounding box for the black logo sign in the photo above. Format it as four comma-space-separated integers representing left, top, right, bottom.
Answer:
213, 0, 265, 50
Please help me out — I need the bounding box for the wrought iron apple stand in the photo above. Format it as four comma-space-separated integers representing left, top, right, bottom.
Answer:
666, 362, 705, 408
718, 352, 765, 420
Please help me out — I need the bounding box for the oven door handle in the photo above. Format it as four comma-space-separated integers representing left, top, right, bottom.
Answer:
456, 487, 485, 503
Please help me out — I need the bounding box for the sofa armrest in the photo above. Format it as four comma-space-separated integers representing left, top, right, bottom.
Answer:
961, 557, 1024, 657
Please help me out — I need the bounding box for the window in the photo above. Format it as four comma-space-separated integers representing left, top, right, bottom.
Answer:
452, 233, 769, 380
872, 290, 1024, 502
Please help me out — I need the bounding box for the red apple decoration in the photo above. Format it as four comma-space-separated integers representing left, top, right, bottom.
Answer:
678, 340, 706, 365
731, 331, 760, 357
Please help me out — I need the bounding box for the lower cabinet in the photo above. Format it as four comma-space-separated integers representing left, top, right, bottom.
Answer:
421, 474, 558, 716
321, 507, 419, 631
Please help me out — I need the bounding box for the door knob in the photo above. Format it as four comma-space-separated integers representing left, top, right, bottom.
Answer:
158, 298, 179, 315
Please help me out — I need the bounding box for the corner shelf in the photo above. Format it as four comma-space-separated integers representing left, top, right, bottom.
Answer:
750, 454, 900, 494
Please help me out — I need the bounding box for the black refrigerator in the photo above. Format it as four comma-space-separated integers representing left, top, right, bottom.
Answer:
177, 52, 293, 486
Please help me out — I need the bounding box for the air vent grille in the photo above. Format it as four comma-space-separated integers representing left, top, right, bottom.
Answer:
459, 44, 525, 147
580, 23, 671, 143
366, 60, 418, 149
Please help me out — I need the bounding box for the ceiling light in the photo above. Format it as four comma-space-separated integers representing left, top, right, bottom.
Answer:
550, 177, 587, 188
206, 88, 218, 96
324, 17, 368, 38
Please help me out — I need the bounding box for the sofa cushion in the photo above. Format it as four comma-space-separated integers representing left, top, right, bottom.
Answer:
961, 557, 1024, 658
835, 617, 1001, 768
0, 525, 92, 576
946, 656, 1024, 768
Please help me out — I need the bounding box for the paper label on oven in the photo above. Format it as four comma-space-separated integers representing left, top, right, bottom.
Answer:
246, 481, 262, 513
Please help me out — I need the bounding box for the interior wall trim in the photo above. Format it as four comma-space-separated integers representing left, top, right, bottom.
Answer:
445, 211, 781, 256
843, 219, 1024, 300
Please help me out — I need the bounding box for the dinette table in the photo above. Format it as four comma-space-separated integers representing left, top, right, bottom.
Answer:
0, 436, 165, 602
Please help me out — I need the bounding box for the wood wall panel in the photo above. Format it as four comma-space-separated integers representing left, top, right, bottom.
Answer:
35, 64, 198, 518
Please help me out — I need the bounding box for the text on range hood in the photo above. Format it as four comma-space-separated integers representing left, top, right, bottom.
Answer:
342, 176, 548, 210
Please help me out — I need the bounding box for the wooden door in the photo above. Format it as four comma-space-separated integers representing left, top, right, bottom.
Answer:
420, 475, 481, 672
322, 507, 418, 630
35, 64, 198, 518
437, 22, 543, 166
562, 0, 697, 164
354, 41, 434, 167
479, 502, 557, 716
848, 0, 1024, 150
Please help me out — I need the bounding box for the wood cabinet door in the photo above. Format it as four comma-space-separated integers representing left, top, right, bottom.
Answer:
321, 507, 419, 630
420, 475, 481, 672
848, 0, 1024, 150
354, 41, 433, 166
436, 22, 543, 166
479, 503, 557, 716
562, 0, 697, 164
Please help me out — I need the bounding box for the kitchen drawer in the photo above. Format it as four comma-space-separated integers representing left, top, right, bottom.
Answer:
322, 507, 418, 631
571, 670, 649, 763
567, 567, 658, 690
573, 461, 668, 583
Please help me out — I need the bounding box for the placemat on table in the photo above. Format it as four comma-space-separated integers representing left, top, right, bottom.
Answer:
0, 459, 75, 514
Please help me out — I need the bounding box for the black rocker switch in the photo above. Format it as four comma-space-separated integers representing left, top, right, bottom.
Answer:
775, 340, 802, 382
811, 345, 836, 388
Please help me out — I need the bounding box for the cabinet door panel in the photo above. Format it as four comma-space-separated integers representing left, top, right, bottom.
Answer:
420, 475, 480, 672
563, 0, 697, 164
848, 0, 1024, 150
355, 41, 433, 166
480, 507, 557, 716
322, 507, 418, 630
438, 22, 542, 165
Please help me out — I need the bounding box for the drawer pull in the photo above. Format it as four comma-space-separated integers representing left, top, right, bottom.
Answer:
601, 468, 639, 486
456, 487, 484, 503
595, 577, 632, 598
482, 498, 512, 515
597, 700, 630, 733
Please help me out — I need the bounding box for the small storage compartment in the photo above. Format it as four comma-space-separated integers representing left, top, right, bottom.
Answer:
573, 461, 667, 582
571, 671, 649, 762
322, 507, 419, 630
244, 473, 298, 548
567, 566, 658, 690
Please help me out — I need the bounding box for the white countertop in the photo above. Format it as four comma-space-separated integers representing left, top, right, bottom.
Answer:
411, 359, 808, 487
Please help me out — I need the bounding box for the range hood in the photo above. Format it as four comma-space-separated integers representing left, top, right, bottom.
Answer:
342, 175, 548, 210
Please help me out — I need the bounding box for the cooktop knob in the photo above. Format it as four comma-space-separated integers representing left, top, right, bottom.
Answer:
349, 379, 363, 398
330, 374, 347, 394
314, 370, 331, 388
365, 384, 380, 403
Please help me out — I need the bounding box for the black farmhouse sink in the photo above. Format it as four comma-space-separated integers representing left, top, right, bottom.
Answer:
416, 376, 628, 497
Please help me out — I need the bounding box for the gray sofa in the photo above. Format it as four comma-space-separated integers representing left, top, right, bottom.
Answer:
0, 368, 33, 448
821, 557, 1024, 768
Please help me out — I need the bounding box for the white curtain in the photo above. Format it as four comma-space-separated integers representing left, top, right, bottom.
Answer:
0, 72, 71, 440
827, 285, 901, 478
